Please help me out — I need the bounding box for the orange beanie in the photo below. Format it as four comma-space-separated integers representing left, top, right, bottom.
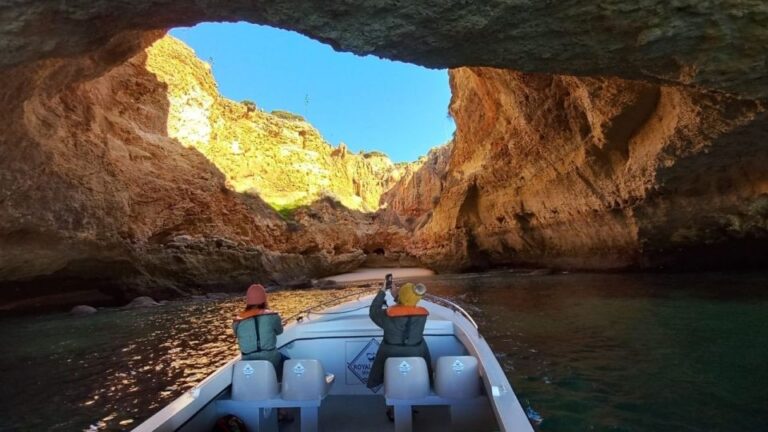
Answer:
246, 284, 267, 306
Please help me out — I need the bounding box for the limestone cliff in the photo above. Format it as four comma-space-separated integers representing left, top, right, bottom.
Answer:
0, 35, 403, 305
2, 2, 768, 307
405, 68, 768, 271
147, 37, 402, 213
380, 144, 452, 228
1, 1, 766, 97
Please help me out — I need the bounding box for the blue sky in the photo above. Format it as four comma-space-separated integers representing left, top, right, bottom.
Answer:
170, 23, 454, 163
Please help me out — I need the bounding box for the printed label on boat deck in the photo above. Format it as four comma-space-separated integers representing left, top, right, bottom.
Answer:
346, 338, 382, 392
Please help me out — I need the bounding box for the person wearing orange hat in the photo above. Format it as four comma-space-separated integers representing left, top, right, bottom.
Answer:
232, 284, 287, 379
367, 278, 432, 396
232, 283, 293, 423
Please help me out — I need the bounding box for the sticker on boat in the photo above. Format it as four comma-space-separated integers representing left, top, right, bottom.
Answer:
346, 338, 382, 392
452, 359, 465, 372
242, 363, 254, 376
293, 362, 305, 376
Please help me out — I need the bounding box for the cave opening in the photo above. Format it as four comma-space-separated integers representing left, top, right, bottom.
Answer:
167, 21, 455, 215
3, 6, 766, 313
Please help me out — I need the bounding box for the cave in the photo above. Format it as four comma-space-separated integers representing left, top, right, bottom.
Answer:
1, 2, 767, 309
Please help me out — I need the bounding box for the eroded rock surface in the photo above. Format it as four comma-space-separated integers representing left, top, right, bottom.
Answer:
149, 37, 403, 212
0, 35, 404, 304
405, 68, 768, 271
1, 1, 767, 96
1, 3, 767, 307
380, 144, 452, 229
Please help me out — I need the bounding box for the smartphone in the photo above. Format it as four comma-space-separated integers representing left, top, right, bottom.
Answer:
385, 273, 393, 291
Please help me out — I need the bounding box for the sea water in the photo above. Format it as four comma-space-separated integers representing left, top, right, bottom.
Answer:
0, 272, 766, 431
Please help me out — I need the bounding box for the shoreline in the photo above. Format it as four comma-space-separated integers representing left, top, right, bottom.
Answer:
318, 267, 435, 285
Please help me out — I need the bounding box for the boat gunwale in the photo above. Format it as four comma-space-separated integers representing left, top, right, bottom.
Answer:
133, 293, 533, 432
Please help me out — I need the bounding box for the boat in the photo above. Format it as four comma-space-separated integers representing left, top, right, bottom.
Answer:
133, 289, 534, 432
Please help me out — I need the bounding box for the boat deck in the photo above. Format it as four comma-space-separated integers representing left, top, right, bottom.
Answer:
135, 293, 533, 432
276, 395, 451, 432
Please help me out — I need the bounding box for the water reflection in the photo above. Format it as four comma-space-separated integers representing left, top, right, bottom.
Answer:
1, 273, 767, 431
0, 287, 371, 431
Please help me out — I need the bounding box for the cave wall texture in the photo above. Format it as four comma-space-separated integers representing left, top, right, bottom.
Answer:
1, 1, 766, 96
403, 68, 767, 271
1, 1, 767, 305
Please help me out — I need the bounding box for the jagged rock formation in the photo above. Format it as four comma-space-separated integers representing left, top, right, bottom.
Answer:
403, 68, 768, 271
1, 2, 766, 97
380, 144, 452, 229
0, 35, 401, 306
1, 2, 767, 307
149, 37, 402, 212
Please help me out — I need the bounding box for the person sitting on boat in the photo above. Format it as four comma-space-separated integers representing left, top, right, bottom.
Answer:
232, 284, 288, 380
367, 281, 432, 391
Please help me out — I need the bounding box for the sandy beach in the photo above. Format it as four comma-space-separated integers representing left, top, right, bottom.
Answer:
318, 267, 435, 284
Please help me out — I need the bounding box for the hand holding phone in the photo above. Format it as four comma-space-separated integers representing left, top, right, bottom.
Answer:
384, 273, 393, 291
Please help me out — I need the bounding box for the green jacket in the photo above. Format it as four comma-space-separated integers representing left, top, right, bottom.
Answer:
367, 290, 432, 389
233, 311, 284, 369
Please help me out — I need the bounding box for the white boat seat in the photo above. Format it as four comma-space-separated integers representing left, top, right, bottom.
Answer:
219, 359, 334, 432
384, 357, 430, 432
384, 357, 430, 400
281, 359, 334, 401
434, 355, 481, 399
282, 359, 334, 432
231, 361, 279, 401
384, 356, 488, 432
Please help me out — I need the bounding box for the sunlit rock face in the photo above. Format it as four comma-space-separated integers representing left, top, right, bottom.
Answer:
380, 144, 452, 229
148, 37, 403, 212
0, 35, 397, 304
1, 1, 766, 97
1, 1, 768, 306
405, 68, 768, 271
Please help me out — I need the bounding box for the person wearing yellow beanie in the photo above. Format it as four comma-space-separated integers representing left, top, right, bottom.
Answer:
395, 282, 427, 307
367, 277, 432, 399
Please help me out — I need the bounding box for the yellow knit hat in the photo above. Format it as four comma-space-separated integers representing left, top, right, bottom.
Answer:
397, 283, 427, 306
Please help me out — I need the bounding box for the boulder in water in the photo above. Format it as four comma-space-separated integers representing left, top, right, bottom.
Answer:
70, 305, 97, 315
126, 296, 160, 308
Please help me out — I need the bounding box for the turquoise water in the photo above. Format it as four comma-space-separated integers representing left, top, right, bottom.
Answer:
0, 273, 766, 431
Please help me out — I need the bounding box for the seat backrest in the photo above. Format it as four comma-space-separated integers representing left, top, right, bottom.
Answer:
384, 357, 430, 400
281, 359, 328, 401
231, 360, 279, 401
434, 356, 481, 399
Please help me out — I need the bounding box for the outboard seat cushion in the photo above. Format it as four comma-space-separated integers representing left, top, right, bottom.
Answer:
384, 357, 430, 400
231, 360, 279, 401
434, 356, 481, 399
281, 359, 333, 401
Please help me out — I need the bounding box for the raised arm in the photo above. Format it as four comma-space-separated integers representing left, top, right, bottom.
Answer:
369, 289, 388, 328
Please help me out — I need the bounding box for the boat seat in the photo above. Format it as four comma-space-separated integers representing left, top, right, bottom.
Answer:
384, 357, 430, 432
434, 355, 481, 399
218, 359, 334, 432
231, 360, 279, 401
385, 356, 488, 432
434, 356, 484, 431
281, 359, 335, 432
282, 359, 334, 401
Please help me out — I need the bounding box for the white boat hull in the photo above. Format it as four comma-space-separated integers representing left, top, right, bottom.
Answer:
134, 292, 533, 432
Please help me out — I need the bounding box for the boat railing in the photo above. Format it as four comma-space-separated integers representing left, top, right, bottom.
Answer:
280, 288, 480, 334
423, 293, 480, 331
281, 288, 376, 325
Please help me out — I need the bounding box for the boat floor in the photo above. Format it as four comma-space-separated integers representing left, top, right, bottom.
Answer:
277, 395, 451, 432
